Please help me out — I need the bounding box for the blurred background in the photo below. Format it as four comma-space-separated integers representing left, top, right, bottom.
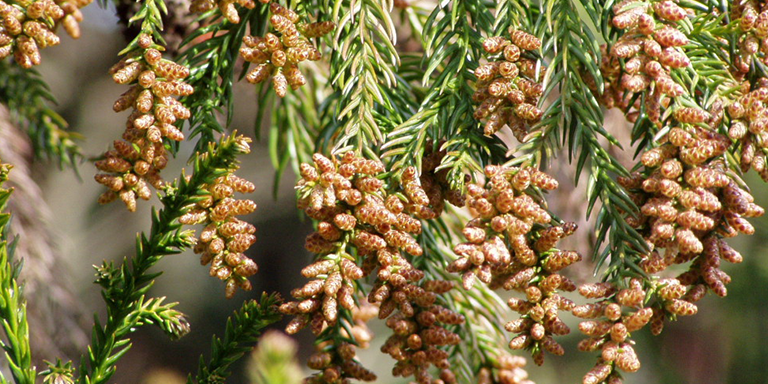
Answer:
2, 3, 768, 383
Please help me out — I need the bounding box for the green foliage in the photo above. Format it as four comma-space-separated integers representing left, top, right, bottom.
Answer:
0, 63, 80, 167
324, 0, 406, 151
531, 0, 650, 275
41, 360, 75, 384
383, 0, 507, 188
120, 0, 171, 50
190, 293, 282, 384
3, 0, 768, 382
137, 296, 191, 340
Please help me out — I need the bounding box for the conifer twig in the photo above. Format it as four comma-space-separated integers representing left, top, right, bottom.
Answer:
538, 0, 649, 267
383, 0, 505, 188
79, 134, 252, 384
189, 293, 282, 384
324, 0, 407, 152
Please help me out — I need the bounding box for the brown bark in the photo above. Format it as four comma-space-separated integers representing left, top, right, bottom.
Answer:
0, 105, 89, 366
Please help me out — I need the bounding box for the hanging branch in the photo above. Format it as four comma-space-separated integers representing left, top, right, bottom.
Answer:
95, 0, 198, 212
568, 2, 768, 382
541, 0, 648, 269
529, 0, 606, 167
323, 0, 410, 153
589, 0, 739, 279
383, 0, 504, 188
